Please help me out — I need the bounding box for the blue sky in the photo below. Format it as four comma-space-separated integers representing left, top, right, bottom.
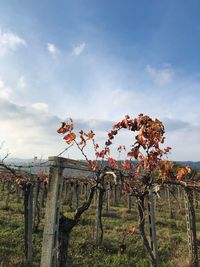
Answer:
0, 0, 200, 160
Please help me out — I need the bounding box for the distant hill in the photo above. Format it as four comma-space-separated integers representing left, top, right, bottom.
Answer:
175, 161, 200, 171
3, 158, 200, 173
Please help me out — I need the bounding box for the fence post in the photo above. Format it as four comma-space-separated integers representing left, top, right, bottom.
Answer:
177, 186, 182, 209
167, 187, 173, 218
40, 157, 64, 267
184, 189, 199, 267
106, 183, 111, 215
147, 187, 159, 267
24, 182, 33, 266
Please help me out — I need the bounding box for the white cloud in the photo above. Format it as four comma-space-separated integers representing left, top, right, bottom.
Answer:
0, 78, 12, 99
47, 43, 60, 57
146, 64, 174, 85
17, 75, 26, 89
0, 30, 26, 56
31, 102, 49, 113
72, 42, 86, 56
0, 98, 200, 160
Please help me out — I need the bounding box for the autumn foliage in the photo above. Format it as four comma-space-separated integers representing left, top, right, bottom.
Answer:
57, 114, 191, 193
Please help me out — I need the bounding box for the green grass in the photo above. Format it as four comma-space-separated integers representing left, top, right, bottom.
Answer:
0, 186, 198, 267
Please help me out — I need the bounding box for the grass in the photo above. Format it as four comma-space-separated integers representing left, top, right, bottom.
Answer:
0, 184, 198, 266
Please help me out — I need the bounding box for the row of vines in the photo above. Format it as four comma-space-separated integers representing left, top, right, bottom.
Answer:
0, 114, 200, 267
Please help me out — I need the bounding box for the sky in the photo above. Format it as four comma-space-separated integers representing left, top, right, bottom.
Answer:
0, 0, 200, 161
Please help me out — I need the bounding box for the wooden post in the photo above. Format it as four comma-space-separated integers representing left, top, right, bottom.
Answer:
32, 179, 40, 232
147, 187, 159, 267
167, 187, 173, 218
106, 183, 111, 215
74, 182, 80, 209
40, 156, 92, 267
40, 157, 64, 267
184, 189, 199, 267
39, 182, 45, 218
24, 183, 33, 266
62, 182, 67, 205
177, 186, 182, 209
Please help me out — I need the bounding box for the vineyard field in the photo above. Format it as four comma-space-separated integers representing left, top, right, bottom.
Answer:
0, 180, 199, 267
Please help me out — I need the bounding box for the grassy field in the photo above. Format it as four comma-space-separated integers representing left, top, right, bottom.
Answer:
0, 185, 198, 267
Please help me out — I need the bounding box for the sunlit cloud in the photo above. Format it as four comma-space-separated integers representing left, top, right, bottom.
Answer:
31, 102, 49, 113
146, 64, 174, 86
0, 30, 26, 56
47, 42, 60, 57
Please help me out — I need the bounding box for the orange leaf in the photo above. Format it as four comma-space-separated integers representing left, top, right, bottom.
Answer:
177, 169, 185, 180
87, 130, 95, 139
57, 122, 73, 134
63, 133, 76, 144
185, 166, 191, 174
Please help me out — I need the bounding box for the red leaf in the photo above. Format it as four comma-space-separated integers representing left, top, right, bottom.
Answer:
135, 165, 140, 175
108, 157, 117, 167
88, 160, 96, 171
105, 139, 112, 146
164, 146, 172, 153
127, 147, 139, 159
57, 122, 73, 134
121, 161, 131, 170
63, 133, 76, 144
95, 144, 99, 149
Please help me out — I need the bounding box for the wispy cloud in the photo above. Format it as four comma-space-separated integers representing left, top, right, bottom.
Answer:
72, 42, 86, 56
146, 64, 174, 86
0, 78, 12, 99
163, 117, 190, 132
31, 102, 49, 113
17, 75, 26, 89
47, 43, 60, 57
0, 30, 26, 56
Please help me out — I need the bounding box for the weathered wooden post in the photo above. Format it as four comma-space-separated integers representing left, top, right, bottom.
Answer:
167, 187, 173, 218
106, 183, 111, 215
177, 186, 182, 209
32, 178, 40, 232
62, 182, 67, 205
74, 182, 80, 209
40, 157, 64, 267
38, 182, 45, 218
147, 187, 159, 267
113, 184, 118, 205
24, 182, 33, 266
184, 188, 199, 267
